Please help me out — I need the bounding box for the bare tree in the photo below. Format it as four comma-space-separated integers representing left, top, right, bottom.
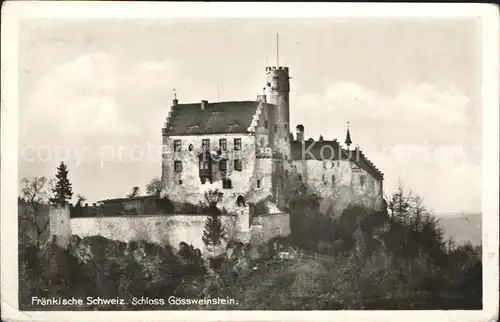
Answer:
410, 195, 427, 232
19, 176, 53, 249
145, 177, 162, 197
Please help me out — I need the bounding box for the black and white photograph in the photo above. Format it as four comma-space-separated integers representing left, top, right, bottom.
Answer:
1, 2, 499, 321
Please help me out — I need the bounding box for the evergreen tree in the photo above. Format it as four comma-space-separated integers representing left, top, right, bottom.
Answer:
201, 190, 225, 252
49, 162, 73, 206
202, 213, 225, 250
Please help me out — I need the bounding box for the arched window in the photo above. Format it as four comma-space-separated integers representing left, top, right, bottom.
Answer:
236, 195, 246, 207
188, 144, 194, 151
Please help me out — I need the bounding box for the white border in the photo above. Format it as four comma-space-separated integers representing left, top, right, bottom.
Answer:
1, 2, 499, 322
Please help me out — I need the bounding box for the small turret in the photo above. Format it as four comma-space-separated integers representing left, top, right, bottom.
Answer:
345, 121, 352, 149
296, 124, 304, 142
172, 88, 178, 106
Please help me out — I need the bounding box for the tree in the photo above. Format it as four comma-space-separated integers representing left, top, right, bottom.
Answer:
388, 182, 412, 226
201, 190, 225, 254
127, 186, 140, 198
146, 177, 162, 197
49, 162, 73, 206
75, 194, 87, 207
409, 195, 427, 232
20, 176, 52, 249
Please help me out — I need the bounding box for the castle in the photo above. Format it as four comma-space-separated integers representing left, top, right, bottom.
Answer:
49, 64, 383, 256
161, 65, 384, 214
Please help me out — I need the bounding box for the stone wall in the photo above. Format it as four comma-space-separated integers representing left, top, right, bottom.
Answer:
291, 159, 384, 216
49, 205, 290, 256
250, 213, 291, 245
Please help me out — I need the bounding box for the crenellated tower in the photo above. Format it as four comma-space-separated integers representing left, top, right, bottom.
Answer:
265, 66, 291, 160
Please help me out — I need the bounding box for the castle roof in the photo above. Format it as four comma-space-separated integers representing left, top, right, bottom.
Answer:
290, 140, 384, 180
163, 101, 263, 136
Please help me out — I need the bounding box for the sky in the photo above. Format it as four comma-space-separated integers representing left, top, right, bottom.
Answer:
17, 18, 482, 214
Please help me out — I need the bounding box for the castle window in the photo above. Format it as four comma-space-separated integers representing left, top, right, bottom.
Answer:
257, 180, 261, 188
264, 120, 268, 129
360, 175, 366, 187
174, 161, 182, 173
202, 139, 210, 152
174, 140, 181, 152
199, 159, 209, 170
285, 124, 288, 129
323, 161, 327, 169
322, 174, 327, 185
188, 144, 193, 151
332, 175, 336, 187
298, 174, 302, 182
219, 139, 227, 151
267, 82, 271, 87
274, 124, 278, 133
178, 179, 183, 185
222, 179, 232, 189
234, 138, 242, 151
234, 159, 242, 171
219, 160, 227, 171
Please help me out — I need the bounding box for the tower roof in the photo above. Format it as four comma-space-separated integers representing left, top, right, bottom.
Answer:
345, 129, 352, 146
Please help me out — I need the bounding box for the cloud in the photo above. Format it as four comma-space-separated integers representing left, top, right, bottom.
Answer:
23, 53, 139, 141
293, 82, 472, 147
291, 82, 479, 213
134, 59, 177, 73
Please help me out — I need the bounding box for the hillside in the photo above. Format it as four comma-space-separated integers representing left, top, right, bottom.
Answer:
437, 213, 482, 246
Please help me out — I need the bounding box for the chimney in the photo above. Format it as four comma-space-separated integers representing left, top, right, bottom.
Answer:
201, 100, 208, 110
296, 124, 304, 142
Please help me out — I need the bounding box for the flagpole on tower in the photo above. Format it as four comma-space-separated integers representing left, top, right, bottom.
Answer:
276, 33, 279, 66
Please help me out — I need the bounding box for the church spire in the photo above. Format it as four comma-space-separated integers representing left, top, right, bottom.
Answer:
345, 121, 352, 148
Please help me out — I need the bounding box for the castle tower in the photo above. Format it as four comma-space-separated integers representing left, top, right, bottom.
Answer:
265, 66, 291, 160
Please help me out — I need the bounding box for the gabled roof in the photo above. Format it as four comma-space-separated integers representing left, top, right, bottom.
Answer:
163, 101, 262, 136
291, 140, 384, 180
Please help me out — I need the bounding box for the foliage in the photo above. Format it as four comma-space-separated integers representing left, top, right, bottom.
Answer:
127, 186, 141, 198
49, 162, 74, 206
146, 177, 162, 197
19, 236, 207, 310
201, 189, 226, 252
19, 176, 52, 249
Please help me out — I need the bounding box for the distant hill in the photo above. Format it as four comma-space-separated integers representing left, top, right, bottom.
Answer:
436, 213, 482, 246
